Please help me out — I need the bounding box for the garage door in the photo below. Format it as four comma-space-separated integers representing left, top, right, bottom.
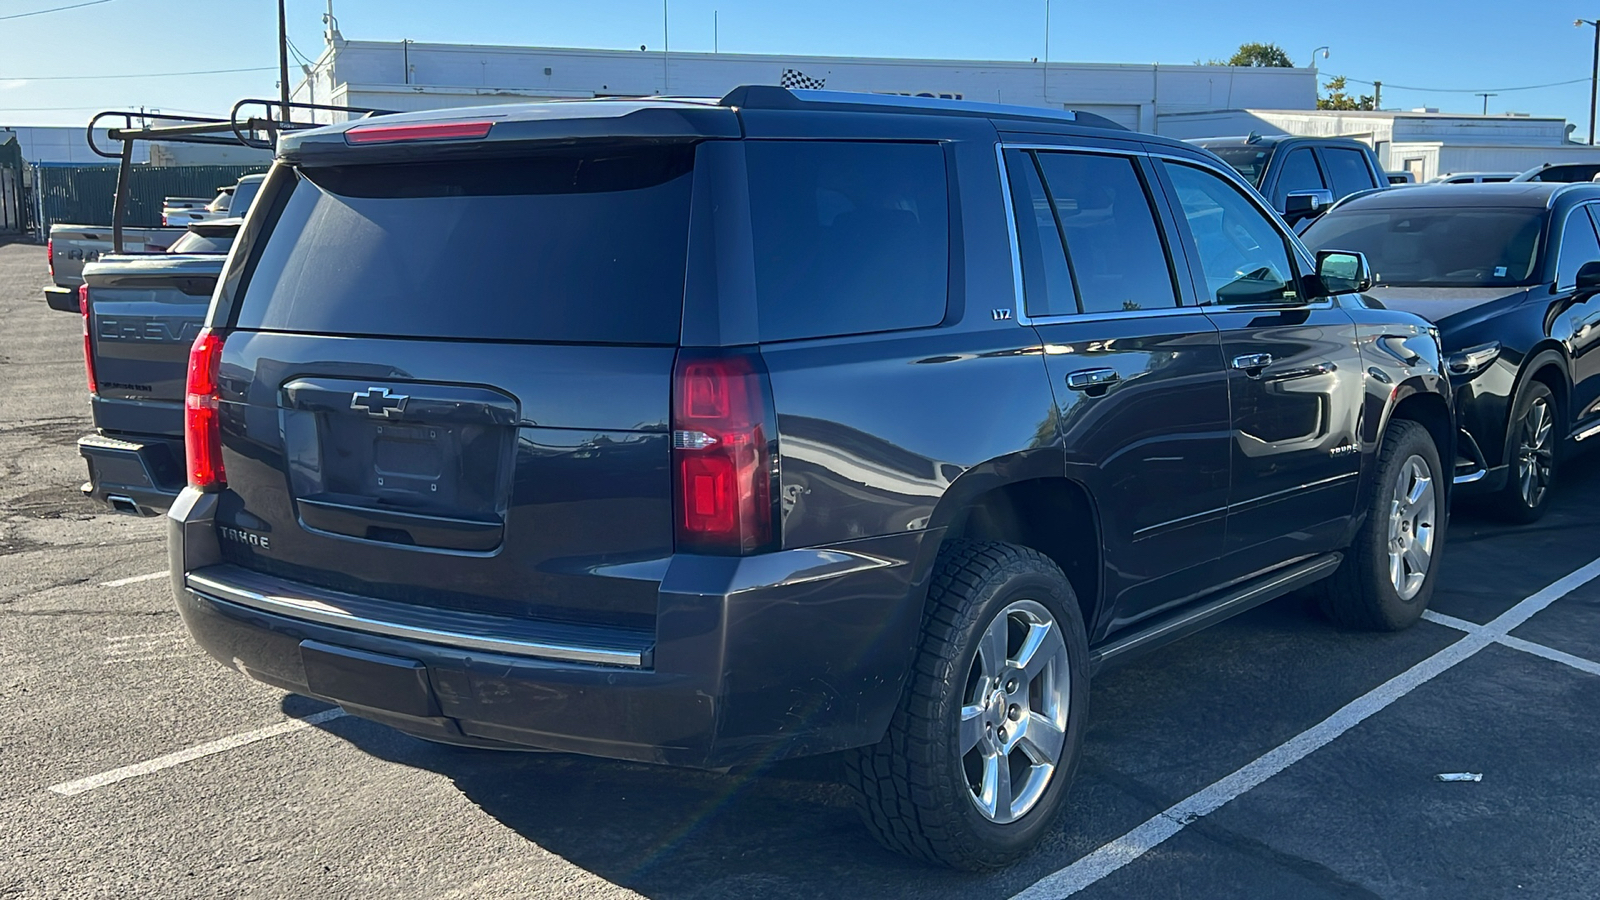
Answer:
1067, 104, 1142, 131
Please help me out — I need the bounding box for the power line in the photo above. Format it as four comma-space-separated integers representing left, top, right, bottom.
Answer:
0, 66, 276, 81
0, 0, 114, 21
1344, 75, 1590, 94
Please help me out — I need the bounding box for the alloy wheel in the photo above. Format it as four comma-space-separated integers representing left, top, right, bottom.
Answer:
1386, 455, 1436, 601
960, 599, 1071, 824
1516, 398, 1555, 510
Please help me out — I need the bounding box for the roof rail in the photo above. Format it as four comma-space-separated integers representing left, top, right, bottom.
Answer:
83, 98, 395, 253
718, 84, 1129, 131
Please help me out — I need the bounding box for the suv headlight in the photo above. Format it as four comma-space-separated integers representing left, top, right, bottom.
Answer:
1445, 341, 1501, 378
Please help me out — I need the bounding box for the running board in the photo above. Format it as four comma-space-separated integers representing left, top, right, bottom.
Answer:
1089, 552, 1344, 673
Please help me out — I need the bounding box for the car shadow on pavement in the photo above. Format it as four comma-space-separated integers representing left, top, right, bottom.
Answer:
283, 693, 990, 898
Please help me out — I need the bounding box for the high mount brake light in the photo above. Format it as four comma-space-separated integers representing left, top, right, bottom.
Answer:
78, 284, 94, 394
343, 120, 494, 144
184, 328, 227, 489
671, 351, 777, 555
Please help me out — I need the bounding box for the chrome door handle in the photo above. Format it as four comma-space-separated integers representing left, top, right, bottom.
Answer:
1265, 361, 1336, 381
1231, 353, 1274, 375
1066, 367, 1120, 391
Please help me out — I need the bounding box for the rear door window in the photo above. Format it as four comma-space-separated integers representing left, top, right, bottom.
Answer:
1322, 147, 1379, 197
234, 147, 696, 344
1031, 151, 1178, 314
746, 141, 949, 342
1162, 162, 1299, 305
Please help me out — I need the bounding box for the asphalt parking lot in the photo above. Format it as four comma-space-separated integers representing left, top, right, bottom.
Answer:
5, 237, 1600, 899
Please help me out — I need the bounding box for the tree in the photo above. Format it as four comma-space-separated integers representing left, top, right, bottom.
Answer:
1318, 75, 1376, 111
1223, 42, 1294, 67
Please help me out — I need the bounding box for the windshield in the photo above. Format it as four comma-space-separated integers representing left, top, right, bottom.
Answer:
1203, 145, 1275, 188
1302, 206, 1546, 287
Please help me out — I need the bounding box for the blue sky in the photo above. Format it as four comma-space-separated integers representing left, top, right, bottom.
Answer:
0, 0, 1594, 130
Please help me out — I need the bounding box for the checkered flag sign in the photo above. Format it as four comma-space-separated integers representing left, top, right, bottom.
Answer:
780, 68, 827, 91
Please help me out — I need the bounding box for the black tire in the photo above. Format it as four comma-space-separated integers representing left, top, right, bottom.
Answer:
1490, 380, 1559, 524
1318, 419, 1445, 631
846, 540, 1090, 870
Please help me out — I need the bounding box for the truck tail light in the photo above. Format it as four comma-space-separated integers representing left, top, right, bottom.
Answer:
671, 350, 778, 555
344, 120, 494, 144
47, 237, 54, 278
78, 284, 95, 394
185, 328, 227, 490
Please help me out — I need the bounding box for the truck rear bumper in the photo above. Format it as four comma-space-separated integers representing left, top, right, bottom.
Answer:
79, 433, 183, 516
168, 488, 937, 769
44, 284, 79, 312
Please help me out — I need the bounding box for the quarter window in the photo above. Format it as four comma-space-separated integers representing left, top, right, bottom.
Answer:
745, 141, 949, 342
1163, 162, 1299, 305
1557, 205, 1600, 290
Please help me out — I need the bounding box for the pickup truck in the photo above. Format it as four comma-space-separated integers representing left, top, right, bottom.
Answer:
69, 219, 240, 515
1190, 134, 1388, 229
162, 174, 267, 228
45, 224, 184, 308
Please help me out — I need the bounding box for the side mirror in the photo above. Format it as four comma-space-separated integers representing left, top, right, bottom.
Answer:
1314, 250, 1374, 295
1283, 189, 1335, 222
1578, 260, 1600, 293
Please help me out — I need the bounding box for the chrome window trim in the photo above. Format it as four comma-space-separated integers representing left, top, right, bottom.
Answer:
996, 142, 1332, 325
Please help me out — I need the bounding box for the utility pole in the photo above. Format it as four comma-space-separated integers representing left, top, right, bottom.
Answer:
1042, 0, 1050, 99
277, 0, 291, 116
1583, 20, 1600, 144
1372, 80, 1381, 110
1476, 92, 1497, 115
714, 10, 718, 53
663, 0, 670, 94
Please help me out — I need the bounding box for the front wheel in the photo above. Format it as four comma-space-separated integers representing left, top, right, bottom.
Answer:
846, 541, 1090, 870
1318, 419, 1444, 630
1490, 380, 1558, 524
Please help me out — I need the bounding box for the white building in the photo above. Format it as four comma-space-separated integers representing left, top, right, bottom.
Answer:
290, 36, 1317, 133
0, 125, 271, 166
1159, 108, 1600, 182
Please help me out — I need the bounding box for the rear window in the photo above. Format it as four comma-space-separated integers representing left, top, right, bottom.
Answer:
167, 231, 233, 254
746, 141, 949, 342
234, 147, 695, 343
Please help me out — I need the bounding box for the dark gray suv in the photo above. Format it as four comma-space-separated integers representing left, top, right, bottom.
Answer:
169, 87, 1455, 869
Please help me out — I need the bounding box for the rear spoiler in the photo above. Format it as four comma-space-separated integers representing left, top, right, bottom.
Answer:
85, 99, 395, 253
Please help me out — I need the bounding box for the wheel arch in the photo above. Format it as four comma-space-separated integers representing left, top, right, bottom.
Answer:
924, 453, 1103, 637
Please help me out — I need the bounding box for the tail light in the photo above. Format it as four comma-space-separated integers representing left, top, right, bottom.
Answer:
344, 120, 494, 144
185, 328, 227, 489
672, 350, 778, 555
78, 284, 95, 393
47, 237, 54, 278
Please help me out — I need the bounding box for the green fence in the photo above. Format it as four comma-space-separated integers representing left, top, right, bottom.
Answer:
33, 163, 270, 230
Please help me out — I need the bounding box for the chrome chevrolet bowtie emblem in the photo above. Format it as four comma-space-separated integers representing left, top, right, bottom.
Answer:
350, 387, 408, 418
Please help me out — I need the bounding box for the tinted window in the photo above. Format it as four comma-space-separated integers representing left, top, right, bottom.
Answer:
1004, 149, 1077, 317
1163, 163, 1298, 305
167, 231, 233, 254
235, 148, 694, 343
1204, 145, 1274, 188
1557, 206, 1600, 289
229, 178, 263, 217
1302, 207, 1545, 287
1323, 148, 1378, 197
1034, 151, 1177, 314
1271, 148, 1326, 206
746, 141, 948, 342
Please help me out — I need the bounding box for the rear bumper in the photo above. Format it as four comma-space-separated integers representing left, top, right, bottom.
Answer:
44, 284, 78, 312
168, 488, 937, 769
79, 433, 183, 516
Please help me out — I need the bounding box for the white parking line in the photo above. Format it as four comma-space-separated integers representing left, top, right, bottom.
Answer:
1010, 555, 1600, 900
100, 571, 166, 587
48, 708, 349, 797
1423, 610, 1600, 678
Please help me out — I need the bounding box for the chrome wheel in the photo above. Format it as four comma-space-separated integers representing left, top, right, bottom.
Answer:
960, 599, 1070, 824
1387, 455, 1436, 601
1515, 397, 1555, 510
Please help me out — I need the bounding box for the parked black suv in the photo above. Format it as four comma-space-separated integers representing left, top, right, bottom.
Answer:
170, 87, 1454, 869
1193, 134, 1388, 228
